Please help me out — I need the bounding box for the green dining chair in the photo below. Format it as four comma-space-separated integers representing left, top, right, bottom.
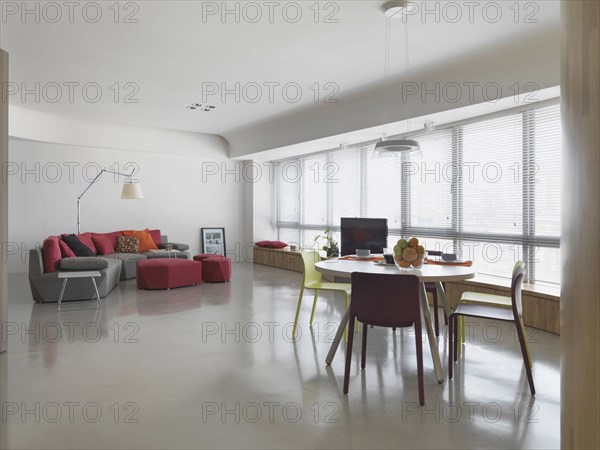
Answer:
455, 261, 532, 367
292, 250, 351, 339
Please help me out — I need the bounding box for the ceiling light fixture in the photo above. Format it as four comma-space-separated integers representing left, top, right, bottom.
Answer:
381, 0, 414, 18
374, 0, 422, 159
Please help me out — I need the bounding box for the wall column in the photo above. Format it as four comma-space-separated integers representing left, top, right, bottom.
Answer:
561, 1, 600, 448
0, 49, 8, 354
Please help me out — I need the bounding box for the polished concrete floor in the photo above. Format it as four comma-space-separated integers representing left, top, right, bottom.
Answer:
1, 263, 560, 449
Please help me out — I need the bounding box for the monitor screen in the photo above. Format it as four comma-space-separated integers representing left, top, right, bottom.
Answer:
340, 218, 388, 256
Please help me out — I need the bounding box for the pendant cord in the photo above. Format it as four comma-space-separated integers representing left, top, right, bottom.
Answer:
405, 16, 412, 137
383, 16, 390, 139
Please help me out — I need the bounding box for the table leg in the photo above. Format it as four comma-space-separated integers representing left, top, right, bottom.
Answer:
58, 278, 68, 311
420, 283, 445, 384
91, 277, 101, 307
325, 304, 351, 366
436, 281, 451, 318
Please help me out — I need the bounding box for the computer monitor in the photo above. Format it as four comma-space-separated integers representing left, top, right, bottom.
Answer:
340, 218, 388, 256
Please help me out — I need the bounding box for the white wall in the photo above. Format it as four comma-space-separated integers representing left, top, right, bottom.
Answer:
8, 138, 248, 273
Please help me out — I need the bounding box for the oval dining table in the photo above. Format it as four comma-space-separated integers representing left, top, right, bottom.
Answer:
315, 258, 476, 383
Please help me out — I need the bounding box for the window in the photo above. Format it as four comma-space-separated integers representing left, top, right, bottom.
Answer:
274, 101, 561, 285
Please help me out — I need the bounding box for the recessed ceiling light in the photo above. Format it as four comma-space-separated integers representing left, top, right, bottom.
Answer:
186, 103, 216, 111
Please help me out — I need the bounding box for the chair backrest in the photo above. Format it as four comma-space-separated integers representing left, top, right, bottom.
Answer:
350, 272, 421, 328
511, 261, 526, 319
301, 250, 323, 288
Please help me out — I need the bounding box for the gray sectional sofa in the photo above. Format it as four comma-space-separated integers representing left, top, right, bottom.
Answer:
29, 234, 190, 303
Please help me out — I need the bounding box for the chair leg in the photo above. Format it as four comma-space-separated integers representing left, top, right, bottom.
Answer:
361, 323, 368, 369
453, 314, 459, 363
448, 314, 454, 380
415, 322, 425, 405
515, 319, 536, 396
343, 314, 356, 395
292, 285, 305, 338
309, 290, 319, 327
432, 289, 440, 337
519, 318, 533, 368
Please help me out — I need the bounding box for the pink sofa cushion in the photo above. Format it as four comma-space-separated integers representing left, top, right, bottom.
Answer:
149, 229, 162, 246
58, 239, 76, 258
92, 234, 114, 255
42, 237, 62, 273
92, 231, 123, 249
76, 232, 97, 254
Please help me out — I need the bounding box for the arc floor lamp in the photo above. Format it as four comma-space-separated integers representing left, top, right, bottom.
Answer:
77, 169, 143, 234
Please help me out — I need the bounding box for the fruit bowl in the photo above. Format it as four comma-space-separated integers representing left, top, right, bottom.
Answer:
393, 237, 425, 270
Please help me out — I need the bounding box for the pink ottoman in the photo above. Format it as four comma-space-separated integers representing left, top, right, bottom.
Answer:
193, 254, 232, 283
137, 259, 202, 290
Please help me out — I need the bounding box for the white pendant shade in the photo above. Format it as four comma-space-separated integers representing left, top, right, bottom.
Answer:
373, 139, 422, 159
121, 182, 144, 199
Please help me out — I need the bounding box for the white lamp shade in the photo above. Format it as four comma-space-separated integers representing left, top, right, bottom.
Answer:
121, 182, 144, 199
372, 139, 423, 160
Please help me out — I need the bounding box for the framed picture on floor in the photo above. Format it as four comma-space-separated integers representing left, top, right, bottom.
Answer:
201, 228, 226, 256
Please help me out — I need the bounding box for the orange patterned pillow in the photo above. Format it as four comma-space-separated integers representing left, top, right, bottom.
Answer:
123, 229, 158, 252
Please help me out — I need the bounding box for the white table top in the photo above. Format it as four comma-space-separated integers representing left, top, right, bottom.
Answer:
315, 259, 476, 282
58, 271, 101, 278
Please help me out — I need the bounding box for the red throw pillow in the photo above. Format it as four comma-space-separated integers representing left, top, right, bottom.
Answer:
58, 239, 76, 258
93, 231, 123, 249
255, 241, 288, 249
92, 234, 115, 255
42, 237, 62, 273
267, 241, 288, 249
76, 232, 97, 254
149, 229, 162, 246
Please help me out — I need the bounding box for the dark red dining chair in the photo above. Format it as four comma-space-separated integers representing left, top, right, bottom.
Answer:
343, 272, 424, 405
448, 263, 535, 395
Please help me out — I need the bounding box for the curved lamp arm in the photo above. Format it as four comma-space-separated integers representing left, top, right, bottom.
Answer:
77, 169, 141, 234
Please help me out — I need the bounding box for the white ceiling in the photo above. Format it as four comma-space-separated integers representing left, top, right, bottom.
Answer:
1, 0, 561, 156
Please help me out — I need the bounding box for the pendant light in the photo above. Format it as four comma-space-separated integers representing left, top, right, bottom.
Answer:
373, 0, 422, 159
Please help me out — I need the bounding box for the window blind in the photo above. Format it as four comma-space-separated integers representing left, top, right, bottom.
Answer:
274, 101, 561, 284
